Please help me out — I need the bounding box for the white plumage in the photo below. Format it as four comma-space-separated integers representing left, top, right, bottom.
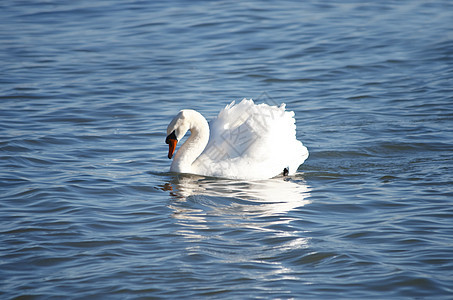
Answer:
166, 98, 308, 180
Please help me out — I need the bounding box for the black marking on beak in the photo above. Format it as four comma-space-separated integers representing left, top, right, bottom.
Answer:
165, 131, 177, 144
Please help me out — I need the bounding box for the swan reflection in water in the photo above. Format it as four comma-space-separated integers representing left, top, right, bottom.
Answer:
160, 174, 312, 271
161, 174, 311, 233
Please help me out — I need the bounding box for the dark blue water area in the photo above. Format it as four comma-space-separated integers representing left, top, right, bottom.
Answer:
1, 0, 453, 298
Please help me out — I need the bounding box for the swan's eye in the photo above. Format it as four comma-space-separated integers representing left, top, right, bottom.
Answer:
165, 131, 177, 144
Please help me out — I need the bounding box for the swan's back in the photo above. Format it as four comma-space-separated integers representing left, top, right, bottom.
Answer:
194, 99, 308, 180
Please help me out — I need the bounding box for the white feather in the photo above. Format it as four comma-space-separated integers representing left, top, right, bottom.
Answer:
166, 98, 308, 180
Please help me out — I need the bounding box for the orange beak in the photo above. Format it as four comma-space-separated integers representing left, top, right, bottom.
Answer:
165, 131, 178, 159
167, 138, 177, 159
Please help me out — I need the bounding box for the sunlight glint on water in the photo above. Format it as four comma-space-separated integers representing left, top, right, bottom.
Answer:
1, 0, 452, 298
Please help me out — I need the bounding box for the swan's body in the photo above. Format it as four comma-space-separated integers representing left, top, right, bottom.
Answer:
165, 99, 308, 180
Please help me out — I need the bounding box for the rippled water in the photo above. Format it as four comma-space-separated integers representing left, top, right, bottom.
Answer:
1, 0, 453, 298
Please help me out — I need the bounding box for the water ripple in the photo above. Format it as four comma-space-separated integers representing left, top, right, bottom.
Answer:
1, 0, 453, 298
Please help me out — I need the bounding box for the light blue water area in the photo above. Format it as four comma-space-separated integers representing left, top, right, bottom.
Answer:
1, 0, 453, 298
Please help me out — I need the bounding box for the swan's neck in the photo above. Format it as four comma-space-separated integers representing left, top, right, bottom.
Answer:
171, 113, 209, 173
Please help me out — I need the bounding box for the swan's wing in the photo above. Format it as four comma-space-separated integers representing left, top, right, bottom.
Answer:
194, 99, 308, 180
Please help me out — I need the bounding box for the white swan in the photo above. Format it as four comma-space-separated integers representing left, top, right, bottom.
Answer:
165, 98, 308, 180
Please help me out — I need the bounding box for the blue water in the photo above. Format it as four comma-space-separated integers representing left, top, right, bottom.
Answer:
1, 0, 453, 298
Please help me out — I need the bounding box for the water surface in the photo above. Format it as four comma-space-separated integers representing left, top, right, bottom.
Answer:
1, 0, 453, 298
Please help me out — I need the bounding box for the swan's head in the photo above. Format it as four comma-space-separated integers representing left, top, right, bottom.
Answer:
165, 110, 191, 159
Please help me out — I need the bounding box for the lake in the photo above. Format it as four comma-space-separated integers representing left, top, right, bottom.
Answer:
1, 0, 452, 298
